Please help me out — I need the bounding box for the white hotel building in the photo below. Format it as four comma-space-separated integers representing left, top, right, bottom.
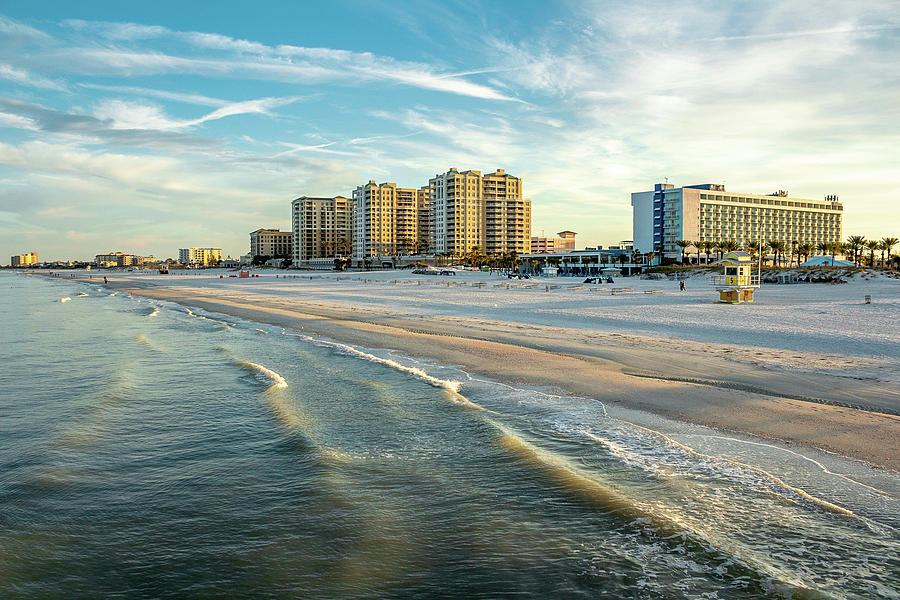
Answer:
632, 183, 843, 257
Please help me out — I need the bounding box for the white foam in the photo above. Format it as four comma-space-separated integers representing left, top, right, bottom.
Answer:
147, 307, 160, 318
59, 297, 71, 303
613, 422, 861, 520
237, 361, 288, 389
280, 330, 486, 410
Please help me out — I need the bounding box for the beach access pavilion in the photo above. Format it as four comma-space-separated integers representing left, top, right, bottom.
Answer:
798, 256, 855, 267
518, 249, 644, 276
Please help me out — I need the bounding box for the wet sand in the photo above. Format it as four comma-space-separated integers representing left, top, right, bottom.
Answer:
108, 278, 900, 471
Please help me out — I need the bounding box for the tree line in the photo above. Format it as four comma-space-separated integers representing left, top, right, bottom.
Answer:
670, 236, 898, 268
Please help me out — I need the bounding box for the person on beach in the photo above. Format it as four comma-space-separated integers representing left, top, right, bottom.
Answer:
104, 276, 108, 284
680, 281, 686, 291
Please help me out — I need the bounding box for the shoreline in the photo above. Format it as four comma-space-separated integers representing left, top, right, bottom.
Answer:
92, 276, 899, 471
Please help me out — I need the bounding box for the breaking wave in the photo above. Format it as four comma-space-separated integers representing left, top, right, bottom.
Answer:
59, 297, 71, 303
280, 331, 486, 410
235, 360, 288, 389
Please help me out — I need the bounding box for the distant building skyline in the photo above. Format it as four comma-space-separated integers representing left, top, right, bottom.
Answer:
10, 252, 38, 267
1, 4, 897, 261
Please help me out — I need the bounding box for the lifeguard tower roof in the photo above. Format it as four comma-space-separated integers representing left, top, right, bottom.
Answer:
722, 251, 752, 263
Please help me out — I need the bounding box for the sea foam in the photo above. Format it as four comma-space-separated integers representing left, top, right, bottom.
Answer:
235, 360, 288, 389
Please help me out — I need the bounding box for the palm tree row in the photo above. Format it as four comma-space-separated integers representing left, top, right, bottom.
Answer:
670, 236, 898, 268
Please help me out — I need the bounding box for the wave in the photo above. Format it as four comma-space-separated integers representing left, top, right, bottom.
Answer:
59, 297, 71, 303
77, 292, 89, 297
281, 331, 486, 411
615, 422, 858, 519
184, 307, 234, 327
235, 360, 288, 389
494, 423, 825, 598
147, 307, 160, 318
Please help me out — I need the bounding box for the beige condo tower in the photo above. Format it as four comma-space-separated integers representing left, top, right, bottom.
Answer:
430, 168, 531, 257
291, 196, 352, 263
351, 182, 423, 261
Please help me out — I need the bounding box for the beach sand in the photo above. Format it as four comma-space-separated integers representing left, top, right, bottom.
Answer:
101, 275, 900, 471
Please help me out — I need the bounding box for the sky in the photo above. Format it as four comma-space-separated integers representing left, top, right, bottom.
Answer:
1, 0, 898, 261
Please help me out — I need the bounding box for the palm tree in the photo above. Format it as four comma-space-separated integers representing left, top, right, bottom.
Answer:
768, 240, 786, 268
713, 241, 725, 262
797, 243, 813, 265
700, 241, 714, 265
645, 251, 655, 266
864, 240, 879, 267
880, 237, 898, 267
816, 241, 829, 258
845, 235, 866, 266
829, 241, 841, 266
723, 240, 739, 253
747, 240, 761, 262
675, 240, 692, 266
338, 237, 351, 257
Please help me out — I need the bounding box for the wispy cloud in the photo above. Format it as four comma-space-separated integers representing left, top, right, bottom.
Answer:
704, 22, 900, 42
0, 63, 66, 90
79, 83, 225, 106
92, 96, 304, 131
0, 97, 222, 151
32, 18, 519, 102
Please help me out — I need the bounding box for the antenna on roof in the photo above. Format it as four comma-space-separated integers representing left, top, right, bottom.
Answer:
664, 176, 668, 184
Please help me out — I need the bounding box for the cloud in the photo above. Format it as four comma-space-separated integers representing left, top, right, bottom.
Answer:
91, 95, 304, 131
0, 14, 53, 42
0, 97, 222, 151
62, 18, 167, 40
79, 83, 225, 106
704, 22, 900, 42
0, 111, 38, 130
9, 17, 519, 102
0, 63, 67, 90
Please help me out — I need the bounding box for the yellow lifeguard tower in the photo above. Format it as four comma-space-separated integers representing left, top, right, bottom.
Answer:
711, 251, 760, 304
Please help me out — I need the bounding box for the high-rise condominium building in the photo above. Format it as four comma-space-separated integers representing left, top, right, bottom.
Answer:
352, 182, 424, 261
291, 196, 352, 262
631, 183, 843, 256
430, 168, 531, 256
249, 228, 293, 258
10, 252, 38, 267
178, 247, 222, 266
417, 185, 434, 254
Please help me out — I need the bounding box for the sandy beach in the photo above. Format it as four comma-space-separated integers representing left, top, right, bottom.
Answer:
81, 269, 900, 471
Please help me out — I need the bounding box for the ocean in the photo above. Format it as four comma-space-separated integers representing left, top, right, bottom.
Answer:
1, 271, 898, 599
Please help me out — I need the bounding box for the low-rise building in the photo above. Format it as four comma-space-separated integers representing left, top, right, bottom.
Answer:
519, 248, 642, 277
95, 252, 136, 267
178, 247, 222, 267
249, 228, 293, 259
530, 231, 577, 253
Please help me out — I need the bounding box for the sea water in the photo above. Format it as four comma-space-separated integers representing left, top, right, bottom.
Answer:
1, 272, 897, 599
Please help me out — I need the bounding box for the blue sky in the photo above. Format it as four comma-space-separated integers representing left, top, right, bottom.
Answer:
1, 0, 898, 261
